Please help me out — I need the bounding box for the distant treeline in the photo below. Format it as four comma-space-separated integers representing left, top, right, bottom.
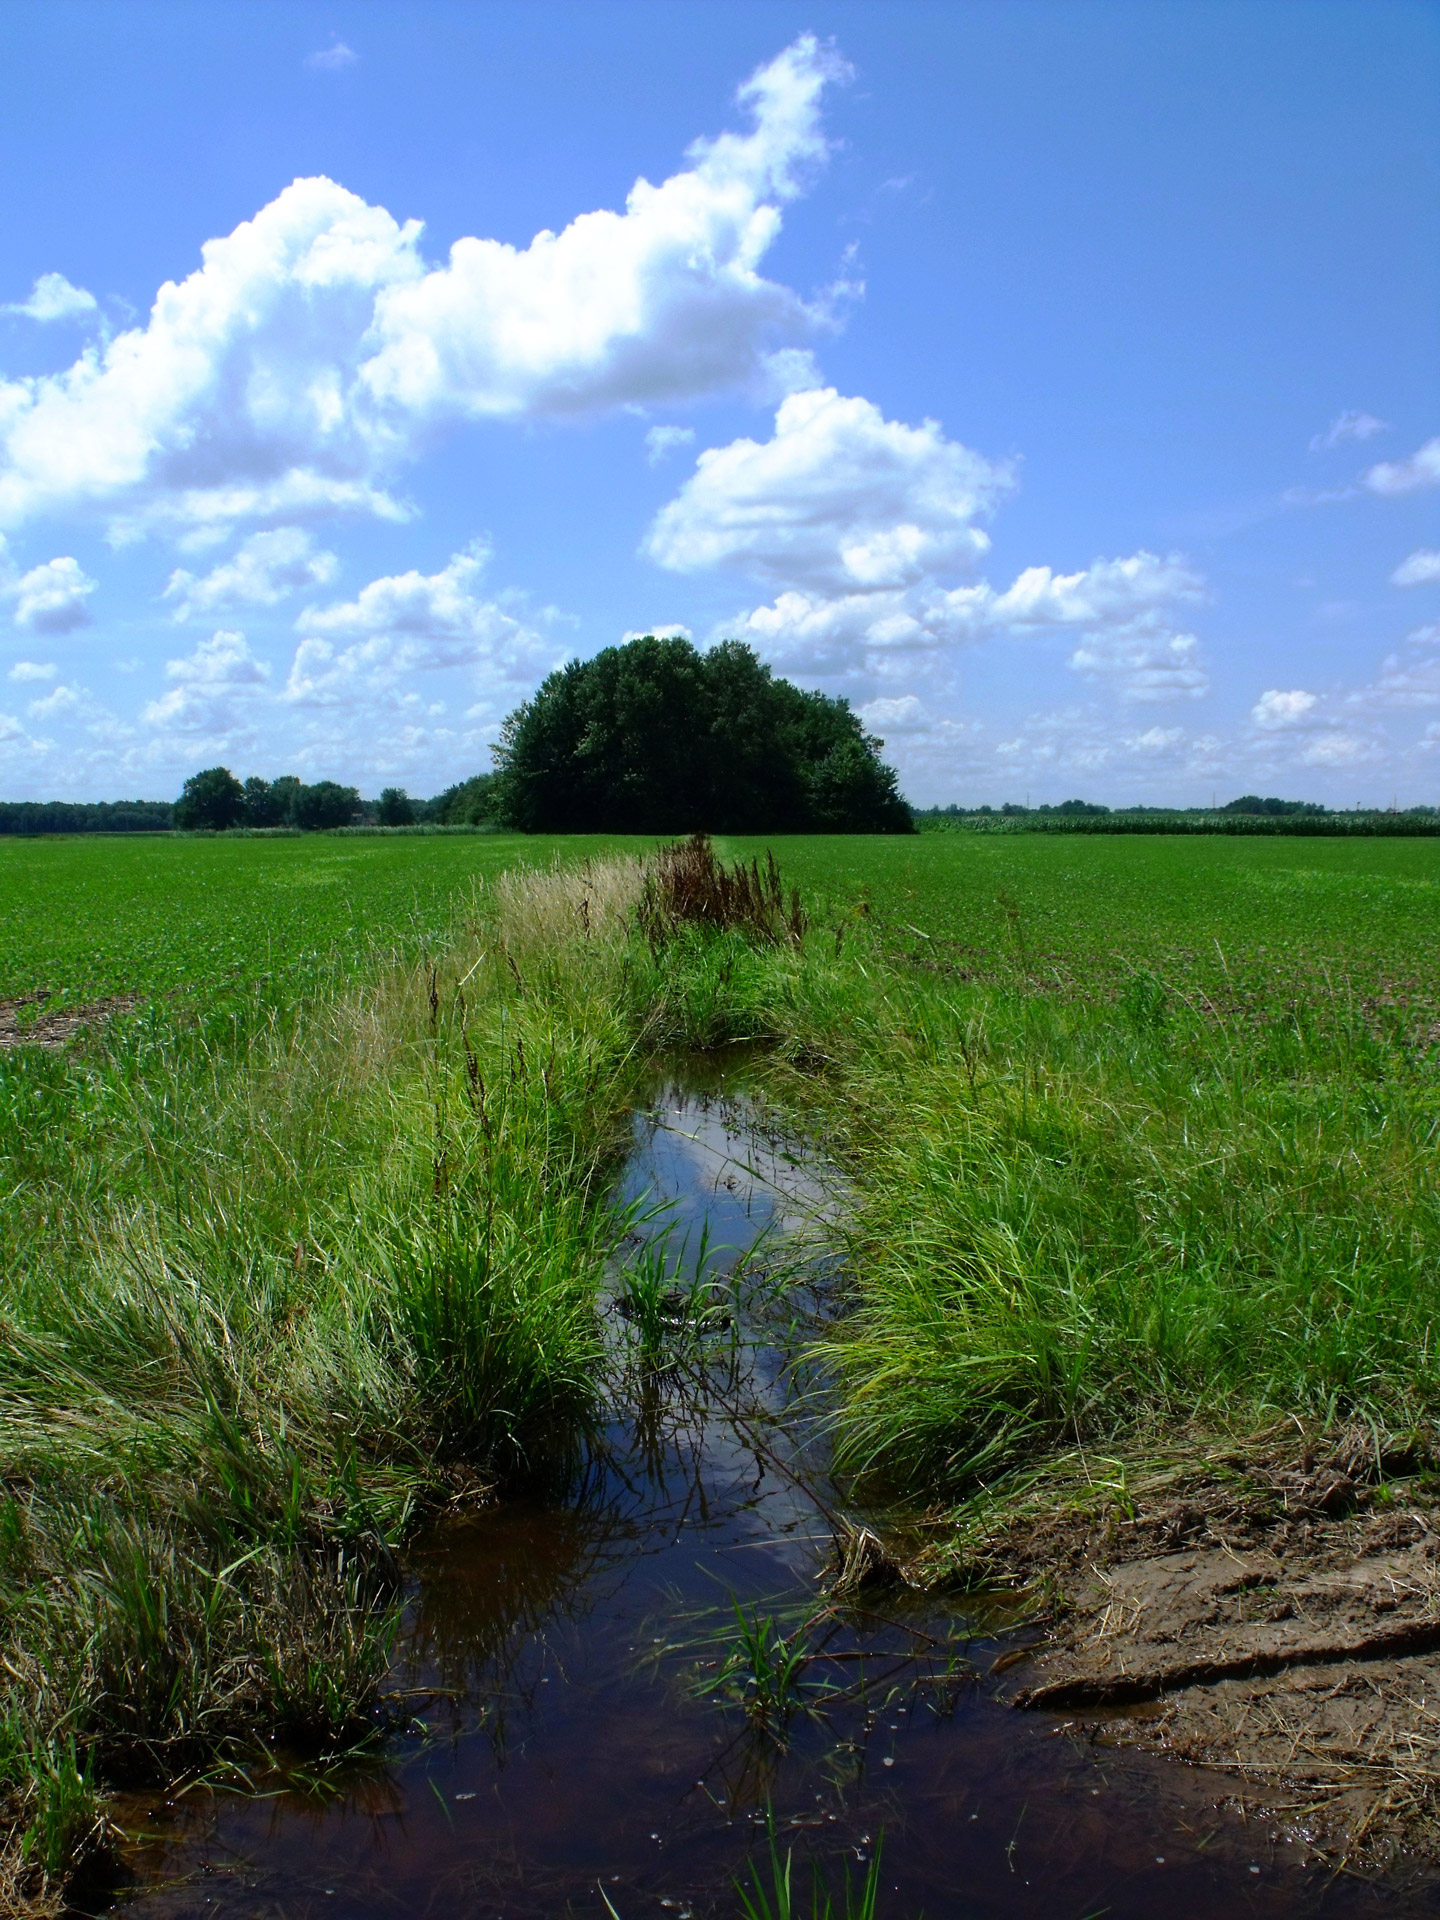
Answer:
0, 775, 500, 835
0, 799, 176, 835
2, 636, 911, 838
916, 796, 1440, 837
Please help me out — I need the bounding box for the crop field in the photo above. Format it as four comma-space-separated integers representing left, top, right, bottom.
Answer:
734, 828, 1440, 990
0, 829, 643, 1010
3, 825, 1440, 1903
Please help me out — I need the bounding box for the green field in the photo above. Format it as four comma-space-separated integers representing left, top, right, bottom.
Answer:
2, 826, 1439, 1904
0, 831, 642, 1008
8, 828, 1438, 1004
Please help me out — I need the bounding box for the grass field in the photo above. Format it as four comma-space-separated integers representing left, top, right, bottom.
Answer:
0, 831, 645, 1010
2, 826, 1439, 1905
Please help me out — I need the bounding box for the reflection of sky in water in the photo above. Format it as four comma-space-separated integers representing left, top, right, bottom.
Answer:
615, 1075, 834, 1282
111, 1062, 1383, 1920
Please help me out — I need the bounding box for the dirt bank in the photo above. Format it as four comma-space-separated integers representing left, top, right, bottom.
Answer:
966, 1433, 1440, 1867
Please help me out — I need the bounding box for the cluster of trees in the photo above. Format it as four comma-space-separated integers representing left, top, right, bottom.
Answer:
173, 768, 364, 832
0, 799, 174, 835
6, 638, 913, 838
493, 636, 911, 834
167, 769, 501, 832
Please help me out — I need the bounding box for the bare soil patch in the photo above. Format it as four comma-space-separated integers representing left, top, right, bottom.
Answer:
0, 991, 142, 1050
968, 1433, 1440, 1866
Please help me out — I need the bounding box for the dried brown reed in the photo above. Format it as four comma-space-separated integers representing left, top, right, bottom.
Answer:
636, 835, 807, 951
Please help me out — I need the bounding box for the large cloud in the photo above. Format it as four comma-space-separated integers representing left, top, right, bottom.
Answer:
0, 37, 847, 541
643, 385, 1011, 591
645, 389, 1206, 697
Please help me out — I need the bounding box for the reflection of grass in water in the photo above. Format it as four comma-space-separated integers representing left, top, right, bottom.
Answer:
736, 1819, 886, 1920
666, 1593, 973, 1748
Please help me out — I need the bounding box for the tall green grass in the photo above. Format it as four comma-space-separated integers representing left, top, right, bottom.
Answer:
0, 851, 660, 1904
762, 912, 1440, 1506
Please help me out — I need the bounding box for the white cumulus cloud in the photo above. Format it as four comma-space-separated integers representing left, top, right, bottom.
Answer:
164, 527, 338, 619
143, 630, 271, 734
0, 37, 848, 541
2, 273, 98, 322
286, 542, 554, 706
7, 660, 56, 682
1251, 688, 1319, 730
645, 386, 1011, 592
8, 555, 97, 632
1392, 549, 1440, 588
645, 390, 1206, 697
1364, 436, 1440, 497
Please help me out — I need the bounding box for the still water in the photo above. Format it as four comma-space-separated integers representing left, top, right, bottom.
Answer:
102, 1056, 1435, 1918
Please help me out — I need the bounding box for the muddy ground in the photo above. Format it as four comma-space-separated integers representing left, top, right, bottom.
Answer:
0, 991, 140, 1050
937, 1433, 1440, 1869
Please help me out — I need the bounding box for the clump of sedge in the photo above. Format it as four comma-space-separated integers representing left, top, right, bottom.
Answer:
636, 835, 807, 950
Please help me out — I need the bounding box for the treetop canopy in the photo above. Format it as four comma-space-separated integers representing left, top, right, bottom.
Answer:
491, 636, 913, 834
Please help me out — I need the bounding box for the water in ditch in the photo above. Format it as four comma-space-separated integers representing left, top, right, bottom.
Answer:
98, 1053, 1435, 1918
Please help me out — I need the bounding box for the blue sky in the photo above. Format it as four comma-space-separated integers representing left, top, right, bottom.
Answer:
0, 1, 1437, 807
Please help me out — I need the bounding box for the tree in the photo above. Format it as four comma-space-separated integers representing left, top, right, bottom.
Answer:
293, 780, 360, 829
492, 636, 912, 834
377, 786, 416, 826
241, 776, 285, 827
174, 766, 245, 830
427, 774, 496, 825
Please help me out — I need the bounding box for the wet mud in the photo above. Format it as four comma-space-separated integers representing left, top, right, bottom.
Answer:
95, 1058, 1440, 1917
1001, 1443, 1440, 1869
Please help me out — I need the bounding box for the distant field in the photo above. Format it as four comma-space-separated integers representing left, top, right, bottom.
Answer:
0, 831, 642, 1006
6, 827, 1439, 1016
726, 830, 1440, 1003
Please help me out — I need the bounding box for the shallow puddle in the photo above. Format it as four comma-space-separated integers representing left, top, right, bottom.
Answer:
99, 1055, 1438, 1917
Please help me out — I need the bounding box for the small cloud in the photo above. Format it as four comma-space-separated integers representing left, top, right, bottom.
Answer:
645, 425, 696, 467
2, 272, 98, 322
305, 39, 359, 71
1392, 549, 1440, 588
760, 348, 826, 398
11, 556, 97, 634
1364, 436, 1440, 498
1280, 483, 1358, 508
164, 527, 338, 619
8, 661, 56, 683
1301, 731, 1377, 767
1309, 409, 1388, 453
27, 683, 81, 720
1252, 688, 1318, 731
620, 623, 692, 643
858, 694, 925, 733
